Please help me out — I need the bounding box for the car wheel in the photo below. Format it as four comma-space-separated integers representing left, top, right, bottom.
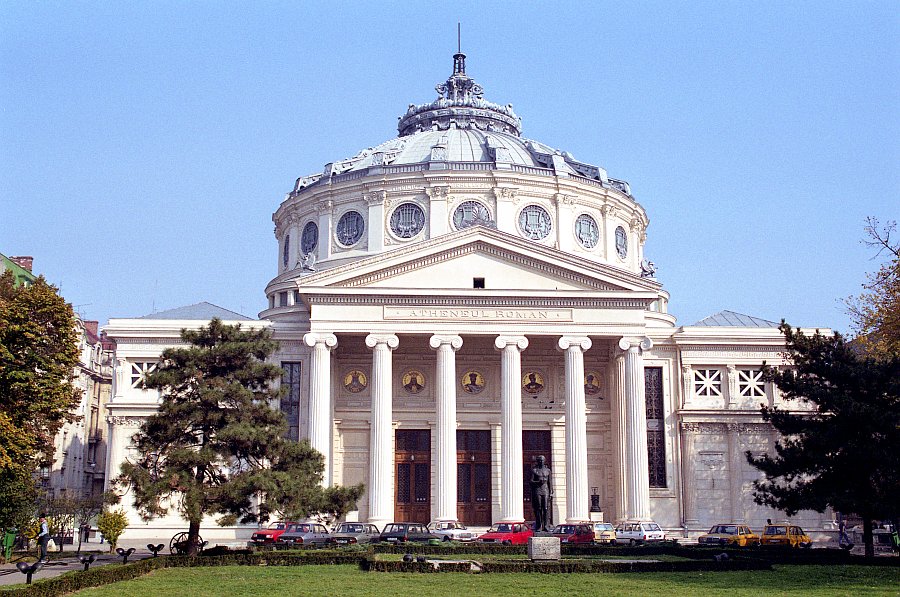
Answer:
442, 536, 451, 542
802, 542, 812, 549
629, 539, 635, 546
502, 540, 511, 546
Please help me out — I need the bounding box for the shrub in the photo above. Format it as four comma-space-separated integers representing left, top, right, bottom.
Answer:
95, 509, 128, 552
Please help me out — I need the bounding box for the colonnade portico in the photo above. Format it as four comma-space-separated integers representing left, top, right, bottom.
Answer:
302, 330, 654, 525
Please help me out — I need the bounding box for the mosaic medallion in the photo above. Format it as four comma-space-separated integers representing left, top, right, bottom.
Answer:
460, 370, 485, 394
342, 369, 368, 393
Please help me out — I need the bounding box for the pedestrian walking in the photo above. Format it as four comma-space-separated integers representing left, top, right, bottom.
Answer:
37, 516, 50, 561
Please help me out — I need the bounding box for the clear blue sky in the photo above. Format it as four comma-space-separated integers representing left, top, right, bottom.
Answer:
2, 2, 897, 332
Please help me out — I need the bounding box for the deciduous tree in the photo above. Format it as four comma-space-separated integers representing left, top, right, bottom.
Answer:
747, 323, 900, 557
118, 319, 362, 555
847, 217, 900, 360
0, 270, 81, 530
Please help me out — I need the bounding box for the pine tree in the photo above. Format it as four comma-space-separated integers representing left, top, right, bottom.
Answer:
118, 319, 362, 555
746, 322, 900, 557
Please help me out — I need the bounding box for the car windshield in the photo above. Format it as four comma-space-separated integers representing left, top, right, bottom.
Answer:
712, 525, 738, 534
765, 526, 788, 535
383, 524, 401, 533
490, 523, 515, 533
338, 524, 365, 533
554, 525, 577, 534
595, 523, 613, 531
644, 524, 661, 531
290, 524, 310, 533
267, 522, 286, 530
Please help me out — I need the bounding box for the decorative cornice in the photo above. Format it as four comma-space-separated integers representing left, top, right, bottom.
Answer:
337, 240, 625, 291
304, 294, 651, 309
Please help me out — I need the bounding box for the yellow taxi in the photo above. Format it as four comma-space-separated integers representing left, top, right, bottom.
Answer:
760, 524, 812, 548
591, 522, 617, 545
697, 524, 760, 547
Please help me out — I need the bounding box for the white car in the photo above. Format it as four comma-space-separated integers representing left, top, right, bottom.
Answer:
426, 521, 478, 542
615, 521, 665, 545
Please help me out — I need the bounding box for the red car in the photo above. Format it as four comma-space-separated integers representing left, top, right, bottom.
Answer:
478, 522, 534, 545
552, 523, 594, 544
250, 521, 299, 545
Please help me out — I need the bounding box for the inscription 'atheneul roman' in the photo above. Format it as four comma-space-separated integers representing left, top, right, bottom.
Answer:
383, 307, 573, 321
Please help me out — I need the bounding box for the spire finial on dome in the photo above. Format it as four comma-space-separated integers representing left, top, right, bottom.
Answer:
453, 23, 465, 75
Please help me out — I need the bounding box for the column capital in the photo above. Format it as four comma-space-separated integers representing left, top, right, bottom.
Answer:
303, 332, 337, 349
365, 333, 399, 350
429, 334, 463, 351
557, 335, 592, 352
494, 335, 528, 351
617, 336, 653, 352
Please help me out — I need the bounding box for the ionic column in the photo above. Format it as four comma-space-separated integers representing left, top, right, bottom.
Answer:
680, 423, 700, 528
494, 335, 528, 522
430, 334, 463, 522
618, 337, 653, 521
303, 333, 338, 486
365, 333, 399, 528
558, 336, 592, 523
612, 353, 628, 521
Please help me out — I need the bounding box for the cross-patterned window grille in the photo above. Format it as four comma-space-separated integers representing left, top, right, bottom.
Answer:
738, 369, 766, 398
694, 369, 722, 397
281, 362, 302, 441
645, 367, 667, 488
130, 362, 157, 389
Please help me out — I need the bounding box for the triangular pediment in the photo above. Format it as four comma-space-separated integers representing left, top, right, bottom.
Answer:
290, 227, 660, 295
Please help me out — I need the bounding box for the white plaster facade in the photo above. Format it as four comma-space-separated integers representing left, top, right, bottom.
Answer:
102, 54, 836, 542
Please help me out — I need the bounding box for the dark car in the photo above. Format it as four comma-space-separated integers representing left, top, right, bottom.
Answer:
328, 522, 381, 546
379, 522, 439, 543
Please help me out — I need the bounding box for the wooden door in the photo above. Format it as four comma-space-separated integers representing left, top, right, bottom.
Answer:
457, 430, 492, 525
522, 430, 552, 524
395, 429, 431, 523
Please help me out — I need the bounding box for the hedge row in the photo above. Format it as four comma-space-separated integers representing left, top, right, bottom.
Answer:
476, 559, 773, 574
360, 560, 473, 573
358, 557, 772, 574
3, 551, 368, 596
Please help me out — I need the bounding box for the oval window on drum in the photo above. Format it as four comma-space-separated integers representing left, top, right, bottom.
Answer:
390, 203, 426, 239
574, 214, 600, 249
518, 205, 552, 240
301, 221, 318, 254
336, 211, 365, 246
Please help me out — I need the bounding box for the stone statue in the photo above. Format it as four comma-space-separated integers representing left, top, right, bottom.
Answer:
530, 455, 553, 532
300, 251, 317, 272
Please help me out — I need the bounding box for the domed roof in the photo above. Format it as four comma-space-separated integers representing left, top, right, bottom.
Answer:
291, 54, 629, 196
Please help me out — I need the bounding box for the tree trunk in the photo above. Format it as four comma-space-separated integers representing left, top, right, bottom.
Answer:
187, 519, 201, 557
863, 517, 874, 558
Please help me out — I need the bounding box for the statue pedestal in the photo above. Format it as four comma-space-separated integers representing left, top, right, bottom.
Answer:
528, 536, 561, 561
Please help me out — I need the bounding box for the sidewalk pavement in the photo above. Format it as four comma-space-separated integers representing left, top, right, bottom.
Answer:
0, 548, 155, 587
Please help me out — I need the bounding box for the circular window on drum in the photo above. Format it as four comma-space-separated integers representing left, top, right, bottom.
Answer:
453, 201, 493, 230
574, 214, 600, 249
301, 221, 318, 254
389, 203, 426, 239
518, 205, 552, 240
336, 211, 365, 247
615, 225, 628, 259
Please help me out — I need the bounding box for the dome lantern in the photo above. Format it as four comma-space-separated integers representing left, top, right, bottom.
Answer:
397, 54, 523, 137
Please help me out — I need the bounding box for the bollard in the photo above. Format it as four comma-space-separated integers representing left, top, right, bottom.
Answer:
402, 553, 413, 563
15, 561, 45, 584
116, 547, 136, 564
78, 554, 96, 571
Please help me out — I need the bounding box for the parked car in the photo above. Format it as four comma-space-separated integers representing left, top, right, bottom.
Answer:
615, 521, 665, 545
591, 522, 616, 545
250, 521, 299, 545
760, 524, 812, 548
551, 523, 595, 544
478, 522, 533, 545
327, 522, 381, 546
427, 521, 478, 542
379, 522, 439, 543
276, 522, 330, 546
697, 524, 760, 547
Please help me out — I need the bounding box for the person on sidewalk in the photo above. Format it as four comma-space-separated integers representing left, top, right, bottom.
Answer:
37, 516, 50, 561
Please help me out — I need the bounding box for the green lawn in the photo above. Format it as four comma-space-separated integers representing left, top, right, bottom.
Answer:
71, 564, 900, 596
